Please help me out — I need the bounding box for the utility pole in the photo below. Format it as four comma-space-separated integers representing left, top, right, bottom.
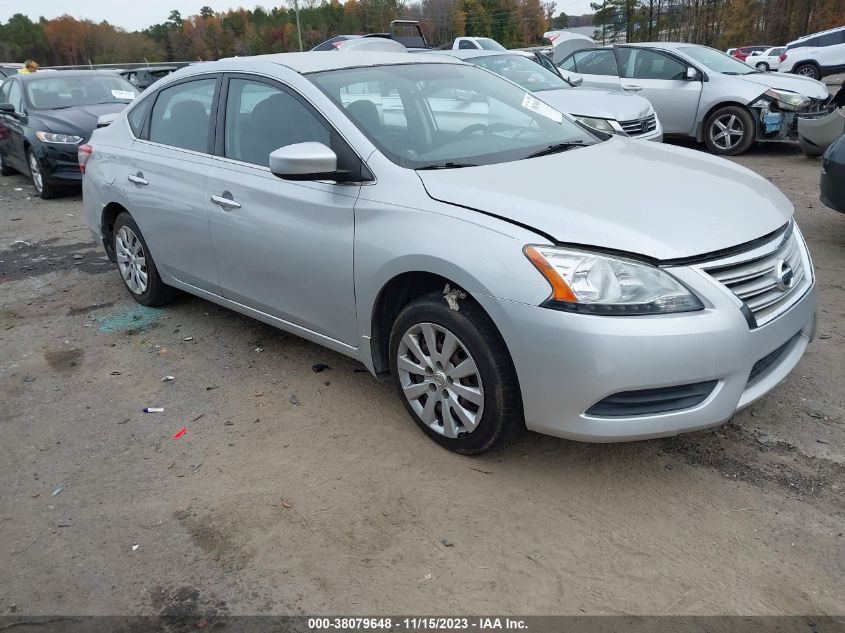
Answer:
294, 0, 303, 51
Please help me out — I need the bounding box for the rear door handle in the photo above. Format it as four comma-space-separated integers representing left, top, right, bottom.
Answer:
211, 193, 241, 210
127, 173, 148, 185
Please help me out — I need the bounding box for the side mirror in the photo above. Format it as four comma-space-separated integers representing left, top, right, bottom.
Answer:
0, 102, 16, 114
97, 113, 119, 128
269, 142, 338, 181
566, 72, 584, 87
685, 67, 702, 81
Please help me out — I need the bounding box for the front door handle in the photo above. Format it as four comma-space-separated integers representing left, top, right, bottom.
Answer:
211, 193, 241, 210
622, 84, 644, 92
127, 173, 148, 185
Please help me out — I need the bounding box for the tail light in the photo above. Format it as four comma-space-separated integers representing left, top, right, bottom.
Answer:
78, 144, 92, 174
780, 53, 787, 62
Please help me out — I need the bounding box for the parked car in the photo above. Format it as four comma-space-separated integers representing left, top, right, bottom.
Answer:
119, 66, 177, 91
451, 37, 506, 51
435, 49, 663, 140
780, 25, 845, 80
311, 20, 429, 51
745, 46, 786, 71
82, 52, 816, 453
0, 70, 138, 198
820, 133, 845, 212
557, 42, 831, 154
797, 83, 845, 156
732, 45, 772, 61
726, 48, 737, 56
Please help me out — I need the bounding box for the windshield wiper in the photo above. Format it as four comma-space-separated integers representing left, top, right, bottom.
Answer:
525, 141, 584, 159
416, 162, 478, 170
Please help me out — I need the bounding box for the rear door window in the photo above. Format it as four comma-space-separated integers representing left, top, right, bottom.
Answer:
148, 78, 216, 152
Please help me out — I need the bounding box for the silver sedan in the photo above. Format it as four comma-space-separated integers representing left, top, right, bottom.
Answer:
556, 41, 830, 155
82, 52, 815, 453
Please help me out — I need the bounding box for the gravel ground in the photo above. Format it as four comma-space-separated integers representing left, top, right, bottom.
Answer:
0, 139, 843, 617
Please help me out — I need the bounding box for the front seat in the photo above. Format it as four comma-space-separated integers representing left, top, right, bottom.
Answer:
345, 100, 382, 135
242, 93, 326, 165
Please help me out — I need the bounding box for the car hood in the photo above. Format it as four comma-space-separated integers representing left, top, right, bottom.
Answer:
417, 138, 792, 261
733, 72, 829, 100
537, 88, 653, 121
31, 103, 129, 136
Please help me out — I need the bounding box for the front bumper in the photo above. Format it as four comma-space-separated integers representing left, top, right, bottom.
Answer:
34, 142, 82, 187
474, 260, 816, 442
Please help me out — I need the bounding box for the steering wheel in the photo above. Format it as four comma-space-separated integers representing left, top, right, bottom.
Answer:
456, 123, 489, 138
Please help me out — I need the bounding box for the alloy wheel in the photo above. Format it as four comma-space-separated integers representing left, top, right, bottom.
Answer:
797, 66, 818, 78
396, 322, 484, 438
28, 153, 43, 193
756, 62, 768, 71
115, 225, 149, 295
710, 114, 745, 151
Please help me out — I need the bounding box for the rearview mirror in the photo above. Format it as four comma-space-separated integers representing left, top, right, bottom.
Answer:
269, 142, 338, 181
685, 67, 702, 81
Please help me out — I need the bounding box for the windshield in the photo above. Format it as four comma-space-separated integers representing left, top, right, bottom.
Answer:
679, 45, 757, 75
309, 63, 597, 169
468, 54, 569, 92
25, 75, 139, 110
478, 38, 506, 51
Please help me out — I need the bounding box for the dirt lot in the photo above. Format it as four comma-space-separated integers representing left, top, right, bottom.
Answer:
1, 140, 843, 618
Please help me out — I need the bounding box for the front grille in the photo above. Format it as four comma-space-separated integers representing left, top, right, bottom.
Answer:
619, 113, 657, 136
702, 223, 811, 328
585, 380, 717, 417
747, 334, 797, 385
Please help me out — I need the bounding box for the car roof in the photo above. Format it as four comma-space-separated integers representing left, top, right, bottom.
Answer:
19, 70, 120, 80
790, 24, 845, 43
436, 49, 521, 60
212, 51, 460, 74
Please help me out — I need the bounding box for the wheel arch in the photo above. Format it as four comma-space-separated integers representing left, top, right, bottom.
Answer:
369, 269, 501, 378
100, 201, 129, 262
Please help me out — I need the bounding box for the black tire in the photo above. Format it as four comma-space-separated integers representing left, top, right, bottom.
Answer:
26, 148, 59, 199
389, 290, 523, 454
703, 105, 756, 156
793, 63, 820, 80
755, 62, 769, 71
0, 151, 16, 176
113, 211, 178, 306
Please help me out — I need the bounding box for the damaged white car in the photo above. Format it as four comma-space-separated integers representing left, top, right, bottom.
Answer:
555, 39, 832, 155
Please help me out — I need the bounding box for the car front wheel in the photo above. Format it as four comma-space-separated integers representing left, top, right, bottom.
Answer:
27, 148, 58, 199
113, 212, 178, 306
389, 290, 523, 454
703, 106, 756, 156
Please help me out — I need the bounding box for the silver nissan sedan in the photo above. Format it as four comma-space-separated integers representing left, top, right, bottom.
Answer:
82, 52, 816, 454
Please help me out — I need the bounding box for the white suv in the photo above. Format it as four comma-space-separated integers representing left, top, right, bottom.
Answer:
780, 26, 845, 79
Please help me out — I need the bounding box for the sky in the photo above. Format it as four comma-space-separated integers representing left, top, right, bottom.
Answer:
0, 0, 595, 32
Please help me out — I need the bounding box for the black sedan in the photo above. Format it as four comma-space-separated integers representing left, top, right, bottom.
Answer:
0, 70, 138, 198
821, 133, 845, 213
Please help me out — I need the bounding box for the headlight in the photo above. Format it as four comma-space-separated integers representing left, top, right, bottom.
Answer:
763, 89, 810, 111
573, 116, 618, 134
524, 245, 704, 315
35, 131, 83, 144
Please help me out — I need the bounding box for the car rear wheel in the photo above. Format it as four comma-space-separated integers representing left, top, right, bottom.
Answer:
389, 291, 523, 454
0, 152, 16, 176
113, 212, 178, 306
756, 62, 769, 71
27, 149, 58, 199
794, 63, 820, 79
703, 106, 756, 156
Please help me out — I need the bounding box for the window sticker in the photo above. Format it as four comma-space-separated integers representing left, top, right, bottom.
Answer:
521, 93, 563, 123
